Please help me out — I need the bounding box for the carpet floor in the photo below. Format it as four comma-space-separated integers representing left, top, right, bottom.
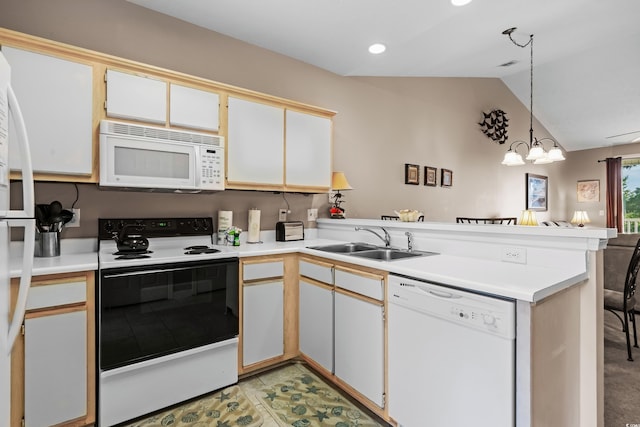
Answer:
604, 310, 640, 426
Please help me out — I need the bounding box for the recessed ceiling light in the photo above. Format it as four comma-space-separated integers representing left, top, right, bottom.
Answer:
451, 0, 472, 5
368, 43, 386, 54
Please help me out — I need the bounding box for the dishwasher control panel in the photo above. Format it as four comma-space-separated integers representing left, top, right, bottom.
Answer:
388, 275, 515, 339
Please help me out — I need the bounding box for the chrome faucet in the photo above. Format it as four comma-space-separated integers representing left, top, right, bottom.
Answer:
355, 226, 391, 247
405, 231, 413, 252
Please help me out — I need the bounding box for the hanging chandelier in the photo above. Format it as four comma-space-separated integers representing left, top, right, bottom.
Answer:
501, 28, 566, 166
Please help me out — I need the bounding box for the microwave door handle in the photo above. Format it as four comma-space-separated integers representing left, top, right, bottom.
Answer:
194, 152, 202, 188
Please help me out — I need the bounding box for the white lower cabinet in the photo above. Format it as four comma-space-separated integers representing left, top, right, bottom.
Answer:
334, 291, 385, 407
299, 279, 334, 372
24, 310, 87, 427
11, 272, 95, 427
298, 257, 386, 410
243, 281, 284, 366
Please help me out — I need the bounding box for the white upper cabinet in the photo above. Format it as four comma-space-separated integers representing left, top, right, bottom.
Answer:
4, 46, 93, 175
169, 83, 219, 131
285, 110, 332, 188
106, 69, 167, 124
227, 96, 284, 186
227, 97, 333, 191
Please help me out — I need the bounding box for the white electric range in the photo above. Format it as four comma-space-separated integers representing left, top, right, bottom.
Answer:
97, 217, 239, 427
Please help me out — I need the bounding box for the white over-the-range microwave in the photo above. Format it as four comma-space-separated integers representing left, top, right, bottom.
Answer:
99, 120, 225, 192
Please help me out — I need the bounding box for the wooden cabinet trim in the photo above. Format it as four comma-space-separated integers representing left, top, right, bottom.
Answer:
334, 263, 385, 280
0, 28, 335, 118
334, 286, 384, 306
299, 276, 333, 291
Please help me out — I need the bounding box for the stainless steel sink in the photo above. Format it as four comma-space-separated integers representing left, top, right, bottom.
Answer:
307, 242, 378, 253
350, 248, 435, 261
307, 243, 437, 261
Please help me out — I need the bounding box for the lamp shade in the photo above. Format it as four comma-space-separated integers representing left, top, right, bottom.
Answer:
331, 172, 353, 191
501, 151, 525, 166
519, 210, 538, 226
570, 211, 590, 227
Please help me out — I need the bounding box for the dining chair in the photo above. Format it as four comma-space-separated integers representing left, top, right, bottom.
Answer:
604, 236, 640, 361
456, 217, 517, 225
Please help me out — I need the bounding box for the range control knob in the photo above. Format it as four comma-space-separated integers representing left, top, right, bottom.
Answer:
104, 221, 114, 233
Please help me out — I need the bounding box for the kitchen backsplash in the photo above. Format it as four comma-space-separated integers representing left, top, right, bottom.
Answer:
10, 181, 328, 239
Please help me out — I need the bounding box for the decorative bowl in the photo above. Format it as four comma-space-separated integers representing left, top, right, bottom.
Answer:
394, 209, 423, 222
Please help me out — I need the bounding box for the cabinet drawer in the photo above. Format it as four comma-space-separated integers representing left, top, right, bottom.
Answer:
300, 260, 333, 284
334, 268, 383, 300
27, 281, 87, 311
243, 261, 284, 281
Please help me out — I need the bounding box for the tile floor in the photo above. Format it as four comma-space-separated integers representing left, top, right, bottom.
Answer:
238, 362, 389, 427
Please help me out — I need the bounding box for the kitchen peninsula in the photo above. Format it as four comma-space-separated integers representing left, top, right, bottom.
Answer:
9, 219, 614, 427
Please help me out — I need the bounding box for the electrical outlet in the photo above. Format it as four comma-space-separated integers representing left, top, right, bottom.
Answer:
66, 208, 80, 228
278, 209, 288, 221
307, 208, 318, 221
501, 246, 526, 264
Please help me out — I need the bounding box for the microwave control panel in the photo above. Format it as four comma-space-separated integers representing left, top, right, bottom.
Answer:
200, 148, 224, 190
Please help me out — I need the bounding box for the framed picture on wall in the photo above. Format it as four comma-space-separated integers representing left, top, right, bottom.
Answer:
526, 173, 548, 211
577, 179, 600, 202
405, 164, 420, 185
424, 166, 437, 186
441, 169, 453, 187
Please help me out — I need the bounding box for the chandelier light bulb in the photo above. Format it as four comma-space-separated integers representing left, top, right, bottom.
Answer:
547, 146, 566, 161
526, 145, 545, 160
501, 151, 525, 166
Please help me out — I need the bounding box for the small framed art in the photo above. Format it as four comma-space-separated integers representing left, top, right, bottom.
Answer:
526, 173, 548, 211
577, 179, 600, 202
405, 164, 420, 185
424, 166, 437, 186
441, 169, 453, 187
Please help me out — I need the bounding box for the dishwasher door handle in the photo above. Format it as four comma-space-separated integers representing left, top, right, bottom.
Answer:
416, 285, 462, 299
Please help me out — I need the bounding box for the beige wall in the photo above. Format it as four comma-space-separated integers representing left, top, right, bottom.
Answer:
2, 0, 602, 237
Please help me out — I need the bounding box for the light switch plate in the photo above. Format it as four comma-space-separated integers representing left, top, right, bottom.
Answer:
307, 208, 318, 221
278, 209, 288, 221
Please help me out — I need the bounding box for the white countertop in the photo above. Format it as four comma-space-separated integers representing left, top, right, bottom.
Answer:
11, 233, 591, 303
10, 238, 99, 278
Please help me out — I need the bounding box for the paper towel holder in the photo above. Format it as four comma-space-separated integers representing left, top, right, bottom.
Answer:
247, 208, 263, 244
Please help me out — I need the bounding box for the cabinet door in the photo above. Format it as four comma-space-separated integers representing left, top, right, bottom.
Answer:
299, 280, 333, 372
4, 46, 93, 175
334, 292, 384, 407
285, 110, 332, 188
170, 83, 219, 131
242, 281, 284, 366
227, 97, 284, 186
24, 309, 87, 427
106, 69, 167, 124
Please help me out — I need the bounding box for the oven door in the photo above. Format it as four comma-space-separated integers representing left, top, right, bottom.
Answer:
98, 257, 239, 371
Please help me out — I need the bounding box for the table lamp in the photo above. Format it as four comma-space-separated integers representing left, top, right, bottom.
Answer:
330, 172, 352, 219
570, 211, 590, 227
519, 210, 538, 226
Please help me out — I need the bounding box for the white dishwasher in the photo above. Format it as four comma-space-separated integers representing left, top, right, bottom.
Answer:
388, 274, 515, 427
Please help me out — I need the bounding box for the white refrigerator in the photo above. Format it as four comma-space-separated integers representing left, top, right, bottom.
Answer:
0, 51, 36, 427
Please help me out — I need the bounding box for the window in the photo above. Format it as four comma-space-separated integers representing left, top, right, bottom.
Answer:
622, 158, 640, 232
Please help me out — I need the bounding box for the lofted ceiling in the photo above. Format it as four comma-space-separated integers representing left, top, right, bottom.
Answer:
128, 0, 640, 152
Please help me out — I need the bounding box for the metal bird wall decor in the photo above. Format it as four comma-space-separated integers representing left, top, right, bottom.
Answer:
479, 109, 509, 144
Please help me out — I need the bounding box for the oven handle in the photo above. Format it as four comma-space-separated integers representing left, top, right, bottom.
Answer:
103, 265, 199, 278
